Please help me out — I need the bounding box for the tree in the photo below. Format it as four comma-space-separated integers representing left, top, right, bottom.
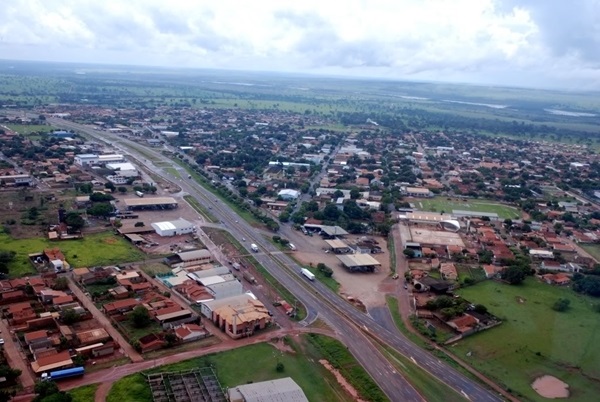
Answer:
500, 265, 528, 285
131, 305, 151, 328
0, 250, 16, 274
323, 204, 341, 220
89, 192, 114, 202
53, 277, 69, 291
117, 186, 127, 193
33, 380, 73, 402
317, 263, 333, 277
403, 248, 416, 258
276, 362, 285, 372
104, 182, 116, 191
473, 304, 488, 314
552, 298, 571, 312
64, 212, 85, 231
62, 309, 80, 325
87, 203, 113, 217
164, 332, 178, 346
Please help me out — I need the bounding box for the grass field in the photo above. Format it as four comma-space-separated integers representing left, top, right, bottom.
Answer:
138, 262, 172, 276
107, 338, 362, 402
579, 244, 600, 262
0, 231, 146, 277
5, 123, 52, 135
454, 278, 600, 401
183, 194, 218, 223
416, 197, 521, 219
68, 383, 98, 402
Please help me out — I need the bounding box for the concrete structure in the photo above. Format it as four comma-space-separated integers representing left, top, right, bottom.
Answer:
123, 197, 178, 210
207, 294, 271, 339
403, 186, 433, 198
74, 154, 98, 166
106, 162, 137, 177
165, 249, 213, 268
151, 218, 194, 237
228, 377, 308, 402
324, 239, 351, 253
336, 254, 381, 272
452, 210, 499, 220
0, 174, 33, 186
278, 189, 301, 200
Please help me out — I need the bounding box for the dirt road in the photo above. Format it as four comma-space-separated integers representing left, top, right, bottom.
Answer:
0, 318, 35, 390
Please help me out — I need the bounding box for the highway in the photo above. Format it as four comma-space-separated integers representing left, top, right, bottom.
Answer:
50, 118, 502, 402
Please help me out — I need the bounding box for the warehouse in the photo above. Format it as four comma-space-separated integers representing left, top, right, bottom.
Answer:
337, 254, 382, 273
151, 218, 194, 237
123, 197, 178, 210
106, 162, 138, 177
164, 249, 213, 268
228, 377, 308, 402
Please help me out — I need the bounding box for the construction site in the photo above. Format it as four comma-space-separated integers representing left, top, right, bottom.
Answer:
147, 367, 226, 402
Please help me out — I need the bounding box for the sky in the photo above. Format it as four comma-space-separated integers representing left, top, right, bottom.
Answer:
1, 0, 600, 90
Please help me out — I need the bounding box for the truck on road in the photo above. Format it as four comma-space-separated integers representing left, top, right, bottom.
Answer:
243, 271, 256, 284
135, 190, 144, 197
41, 366, 85, 381
301, 268, 315, 281
250, 244, 259, 252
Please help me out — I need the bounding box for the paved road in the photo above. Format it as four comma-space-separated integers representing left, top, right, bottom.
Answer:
51, 118, 503, 402
0, 319, 35, 390
67, 278, 144, 363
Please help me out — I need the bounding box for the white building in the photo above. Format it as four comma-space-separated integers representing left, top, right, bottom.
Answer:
106, 162, 137, 177
228, 377, 308, 402
278, 189, 301, 200
151, 218, 194, 237
106, 175, 129, 185
74, 154, 98, 166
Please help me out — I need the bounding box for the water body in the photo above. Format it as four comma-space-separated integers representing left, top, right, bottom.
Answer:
544, 109, 597, 117
443, 99, 508, 109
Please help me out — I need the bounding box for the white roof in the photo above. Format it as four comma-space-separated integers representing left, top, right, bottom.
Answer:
198, 275, 226, 286
337, 254, 381, 267
229, 377, 308, 402
106, 162, 136, 171
177, 249, 212, 261
278, 189, 300, 196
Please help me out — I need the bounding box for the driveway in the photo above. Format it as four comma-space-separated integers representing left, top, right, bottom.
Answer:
67, 278, 144, 363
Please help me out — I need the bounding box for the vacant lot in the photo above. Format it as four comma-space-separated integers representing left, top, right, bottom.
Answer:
455, 279, 600, 401
5, 123, 53, 135
579, 244, 600, 262
0, 231, 145, 277
107, 337, 364, 402
68, 383, 98, 402
416, 198, 521, 219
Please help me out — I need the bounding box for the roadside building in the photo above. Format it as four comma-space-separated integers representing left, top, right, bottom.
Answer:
123, 197, 178, 210
228, 377, 308, 402
336, 254, 381, 273
173, 323, 208, 342
151, 218, 194, 237
402, 186, 433, 198
164, 249, 213, 268
31, 350, 73, 374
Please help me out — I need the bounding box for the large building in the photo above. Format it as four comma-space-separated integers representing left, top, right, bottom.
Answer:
202, 293, 271, 339
402, 186, 433, 198
228, 377, 308, 402
151, 218, 194, 237
122, 197, 178, 210
278, 189, 301, 200
336, 254, 381, 273
164, 249, 213, 268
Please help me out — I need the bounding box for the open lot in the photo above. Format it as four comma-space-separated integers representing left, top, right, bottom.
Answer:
579, 244, 600, 262
0, 231, 145, 277
415, 197, 521, 219
454, 278, 600, 401
107, 337, 362, 402
408, 227, 465, 247
290, 231, 392, 308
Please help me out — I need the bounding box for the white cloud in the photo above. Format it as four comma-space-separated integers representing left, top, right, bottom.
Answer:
0, 0, 598, 89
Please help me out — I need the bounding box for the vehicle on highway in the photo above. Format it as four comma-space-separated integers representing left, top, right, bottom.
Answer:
250, 244, 259, 252
242, 237, 246, 241
301, 268, 315, 281
288, 243, 296, 251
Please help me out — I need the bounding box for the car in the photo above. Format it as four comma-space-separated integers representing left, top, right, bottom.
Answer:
0, 339, 4, 345
404, 284, 408, 290
235, 220, 239, 223
242, 238, 246, 241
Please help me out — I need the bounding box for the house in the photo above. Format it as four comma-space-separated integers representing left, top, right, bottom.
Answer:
31, 350, 73, 374
541, 273, 571, 286
541, 260, 566, 272
482, 264, 501, 279
447, 314, 479, 334
174, 323, 208, 342
403, 186, 433, 198
103, 298, 139, 315
439, 263, 458, 281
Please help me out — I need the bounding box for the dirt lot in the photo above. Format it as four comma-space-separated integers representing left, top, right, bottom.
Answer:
285, 230, 392, 308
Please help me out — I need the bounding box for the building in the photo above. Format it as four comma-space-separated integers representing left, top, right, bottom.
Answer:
403, 186, 433, 198
174, 323, 208, 342
228, 377, 308, 402
31, 350, 73, 374
439, 263, 458, 281
336, 254, 381, 273
151, 218, 194, 237
122, 197, 178, 210
74, 154, 98, 166
164, 249, 213, 268
278, 189, 301, 200
0, 174, 33, 186
106, 162, 137, 177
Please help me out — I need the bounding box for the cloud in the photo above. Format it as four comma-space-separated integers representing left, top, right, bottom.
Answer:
0, 0, 598, 88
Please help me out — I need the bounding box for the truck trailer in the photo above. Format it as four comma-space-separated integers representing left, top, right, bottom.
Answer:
301, 268, 315, 281
41, 366, 85, 381
250, 244, 259, 252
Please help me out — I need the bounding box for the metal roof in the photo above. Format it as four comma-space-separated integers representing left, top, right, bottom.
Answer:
229, 377, 308, 402
177, 249, 212, 261
123, 197, 178, 207
336, 254, 381, 268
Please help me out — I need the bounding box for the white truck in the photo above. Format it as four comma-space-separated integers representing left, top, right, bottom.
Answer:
250, 244, 259, 252
301, 268, 315, 281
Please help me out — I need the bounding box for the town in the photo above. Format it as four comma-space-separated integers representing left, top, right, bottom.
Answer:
0, 70, 600, 402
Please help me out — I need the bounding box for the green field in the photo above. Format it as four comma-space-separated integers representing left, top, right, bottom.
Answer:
454, 279, 600, 401
5, 123, 52, 135
183, 194, 218, 223
0, 231, 146, 277
416, 197, 521, 219
69, 383, 98, 402
579, 244, 600, 262
107, 338, 365, 402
